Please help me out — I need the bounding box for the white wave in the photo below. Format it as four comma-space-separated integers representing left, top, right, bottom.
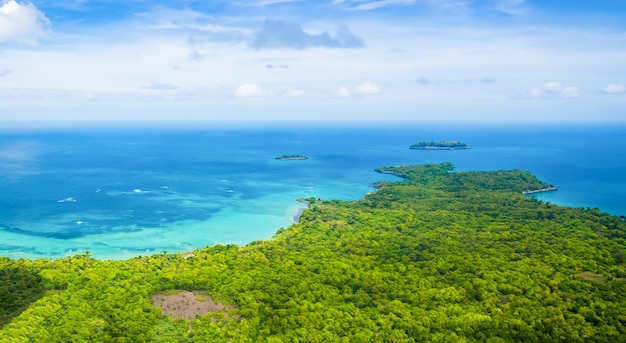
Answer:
57, 197, 77, 203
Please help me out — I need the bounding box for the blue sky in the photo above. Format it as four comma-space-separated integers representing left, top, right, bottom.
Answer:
1, 0, 625, 124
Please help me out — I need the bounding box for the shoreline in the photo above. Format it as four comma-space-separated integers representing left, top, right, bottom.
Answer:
293, 207, 306, 223
374, 168, 409, 179
522, 186, 558, 195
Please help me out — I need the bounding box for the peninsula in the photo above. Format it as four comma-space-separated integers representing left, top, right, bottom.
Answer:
410, 140, 471, 150
275, 154, 309, 161
2, 163, 626, 342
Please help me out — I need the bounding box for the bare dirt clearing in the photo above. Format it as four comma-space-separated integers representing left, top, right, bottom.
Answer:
152, 291, 234, 320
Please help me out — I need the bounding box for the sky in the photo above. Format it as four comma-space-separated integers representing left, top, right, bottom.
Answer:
0, 0, 625, 124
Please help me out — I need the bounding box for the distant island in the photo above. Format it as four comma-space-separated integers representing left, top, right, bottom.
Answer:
410, 140, 471, 150
275, 154, 309, 161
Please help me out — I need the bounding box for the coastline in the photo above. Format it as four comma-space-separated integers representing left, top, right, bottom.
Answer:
293, 208, 306, 223
522, 186, 558, 195
2, 126, 625, 260
374, 168, 409, 179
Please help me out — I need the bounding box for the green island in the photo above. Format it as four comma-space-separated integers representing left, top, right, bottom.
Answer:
2, 163, 626, 342
410, 140, 471, 150
275, 154, 309, 160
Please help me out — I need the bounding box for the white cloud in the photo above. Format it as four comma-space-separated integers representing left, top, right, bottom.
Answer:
603, 83, 625, 94
234, 83, 266, 98
1, 4, 626, 123
530, 87, 544, 98
283, 89, 304, 98
335, 86, 351, 98
543, 82, 562, 93
561, 86, 578, 97
529, 82, 578, 98
334, 82, 380, 97
0, 0, 50, 45
144, 81, 178, 90
354, 81, 380, 95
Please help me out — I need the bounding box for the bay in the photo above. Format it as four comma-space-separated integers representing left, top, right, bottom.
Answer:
1, 123, 624, 259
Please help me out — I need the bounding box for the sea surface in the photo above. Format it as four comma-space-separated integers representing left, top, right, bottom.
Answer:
1, 124, 625, 260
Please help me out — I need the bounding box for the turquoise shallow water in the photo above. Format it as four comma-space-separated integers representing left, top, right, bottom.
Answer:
1, 124, 624, 259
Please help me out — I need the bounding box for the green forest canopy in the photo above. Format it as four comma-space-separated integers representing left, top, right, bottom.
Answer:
1, 163, 625, 342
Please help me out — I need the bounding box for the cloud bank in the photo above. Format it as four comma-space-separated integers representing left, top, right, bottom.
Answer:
234, 83, 266, 98
530, 82, 578, 98
251, 19, 364, 49
335, 81, 381, 97
354, 81, 380, 95
604, 83, 625, 94
1, 1, 626, 123
144, 81, 178, 90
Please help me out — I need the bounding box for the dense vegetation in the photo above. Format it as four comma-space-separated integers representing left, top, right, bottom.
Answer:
410, 141, 470, 149
1, 163, 625, 342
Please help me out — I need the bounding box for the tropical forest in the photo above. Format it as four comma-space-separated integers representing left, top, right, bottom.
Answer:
1, 163, 625, 342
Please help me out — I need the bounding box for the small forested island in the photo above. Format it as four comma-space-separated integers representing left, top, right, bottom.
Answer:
2, 163, 626, 342
410, 140, 471, 150
275, 154, 309, 160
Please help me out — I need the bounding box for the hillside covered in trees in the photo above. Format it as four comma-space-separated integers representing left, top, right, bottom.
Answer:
1, 163, 625, 342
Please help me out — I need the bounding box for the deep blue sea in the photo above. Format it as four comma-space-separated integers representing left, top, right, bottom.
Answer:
1, 124, 625, 260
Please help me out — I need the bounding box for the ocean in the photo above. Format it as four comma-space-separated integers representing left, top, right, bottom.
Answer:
1, 123, 625, 260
